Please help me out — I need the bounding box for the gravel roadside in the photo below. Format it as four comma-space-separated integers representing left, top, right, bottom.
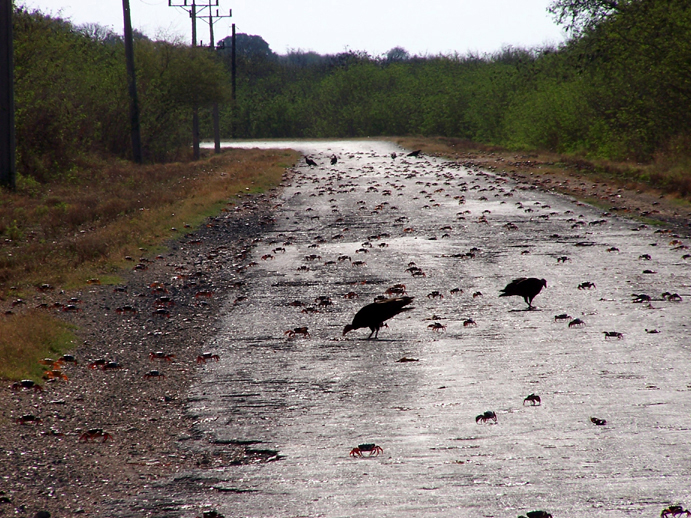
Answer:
0, 184, 285, 518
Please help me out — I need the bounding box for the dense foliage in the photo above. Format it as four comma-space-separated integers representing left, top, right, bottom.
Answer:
219, 0, 690, 163
11, 0, 691, 182
13, 8, 229, 181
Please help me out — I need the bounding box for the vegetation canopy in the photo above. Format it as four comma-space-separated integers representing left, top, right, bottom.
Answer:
6, 1, 691, 192
214, 0, 690, 177
12, 7, 229, 181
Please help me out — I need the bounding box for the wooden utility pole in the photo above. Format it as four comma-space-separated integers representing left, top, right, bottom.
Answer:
230, 23, 236, 139
208, 6, 220, 153
170, 0, 230, 157
169, 0, 200, 160
231, 22, 236, 101
122, 0, 143, 164
190, 1, 200, 160
0, 0, 16, 190
204, 1, 231, 154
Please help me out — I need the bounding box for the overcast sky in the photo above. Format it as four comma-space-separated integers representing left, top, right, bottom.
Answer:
18, 0, 567, 56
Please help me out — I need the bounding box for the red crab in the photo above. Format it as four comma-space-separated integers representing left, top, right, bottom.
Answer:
10, 380, 43, 393
568, 318, 586, 328
79, 428, 113, 443
196, 353, 220, 364
350, 443, 383, 457
476, 411, 497, 424
285, 327, 310, 338
428, 322, 446, 332
149, 351, 175, 362
661, 505, 691, 518
523, 394, 541, 406
16, 414, 42, 425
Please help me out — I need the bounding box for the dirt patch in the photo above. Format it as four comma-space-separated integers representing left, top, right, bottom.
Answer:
0, 185, 286, 517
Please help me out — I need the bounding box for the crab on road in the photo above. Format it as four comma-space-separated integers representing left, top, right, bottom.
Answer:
661, 505, 691, 518
79, 428, 113, 443
569, 318, 586, 328
523, 394, 541, 406
285, 327, 310, 338
428, 322, 446, 332
476, 411, 497, 424
350, 443, 383, 457
197, 353, 220, 364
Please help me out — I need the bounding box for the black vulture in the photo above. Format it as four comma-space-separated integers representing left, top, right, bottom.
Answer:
330, 155, 338, 165
499, 278, 547, 309
407, 149, 422, 157
305, 157, 318, 167
343, 296, 414, 339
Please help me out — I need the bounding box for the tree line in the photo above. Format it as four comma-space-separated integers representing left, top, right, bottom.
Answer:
11, 0, 691, 183
222, 0, 690, 165
12, 8, 228, 181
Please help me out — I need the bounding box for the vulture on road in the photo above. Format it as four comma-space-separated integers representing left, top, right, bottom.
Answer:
343, 296, 414, 339
407, 149, 422, 158
305, 157, 318, 167
499, 278, 547, 309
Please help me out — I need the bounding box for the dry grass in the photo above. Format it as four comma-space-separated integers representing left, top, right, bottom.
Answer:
0, 147, 298, 380
0, 311, 76, 381
0, 148, 298, 296
396, 136, 691, 204
393, 136, 501, 156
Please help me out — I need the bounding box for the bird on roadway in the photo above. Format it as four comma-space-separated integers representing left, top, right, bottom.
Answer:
343, 296, 414, 339
407, 149, 422, 158
499, 278, 547, 309
330, 155, 338, 165
305, 157, 318, 167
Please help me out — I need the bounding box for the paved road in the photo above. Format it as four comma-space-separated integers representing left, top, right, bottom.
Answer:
150, 141, 691, 517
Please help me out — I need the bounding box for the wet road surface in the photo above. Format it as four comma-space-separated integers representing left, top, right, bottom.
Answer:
136, 141, 690, 517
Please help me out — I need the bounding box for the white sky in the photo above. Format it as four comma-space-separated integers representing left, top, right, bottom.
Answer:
18, 0, 567, 56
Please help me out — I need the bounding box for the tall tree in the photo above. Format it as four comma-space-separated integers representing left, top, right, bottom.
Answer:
548, 0, 622, 33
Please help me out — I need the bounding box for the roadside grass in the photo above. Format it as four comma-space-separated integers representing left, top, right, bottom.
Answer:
395, 136, 691, 208
0, 148, 298, 295
393, 136, 499, 157
0, 147, 298, 381
546, 155, 691, 199
0, 311, 77, 381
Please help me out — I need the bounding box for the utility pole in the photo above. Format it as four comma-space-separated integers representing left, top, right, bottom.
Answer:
122, 0, 143, 164
231, 22, 236, 101
169, 0, 230, 159
190, 2, 199, 160
169, 0, 200, 160
202, 1, 231, 153
230, 23, 236, 139
0, 0, 16, 190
